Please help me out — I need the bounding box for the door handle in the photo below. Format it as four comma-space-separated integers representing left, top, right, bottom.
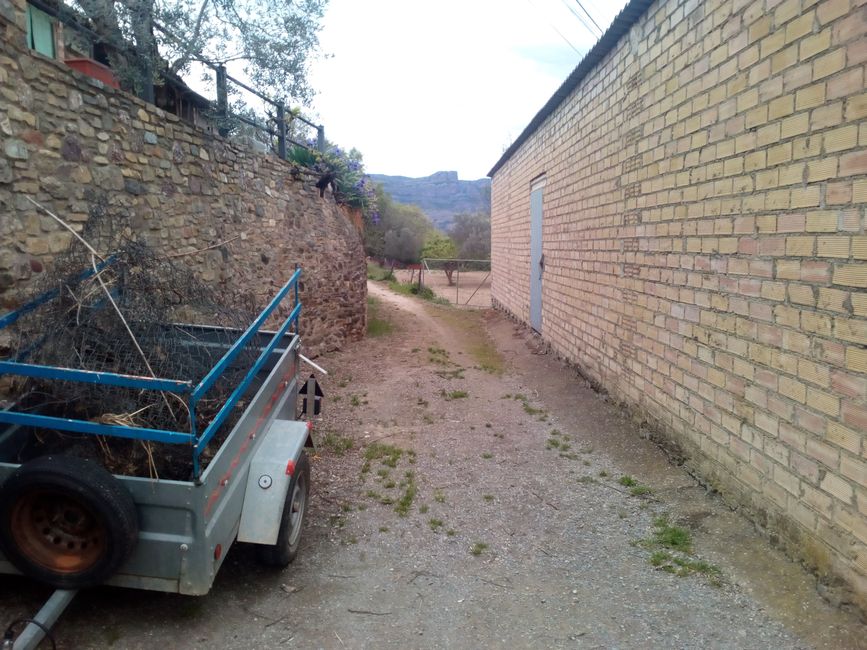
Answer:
539, 253, 545, 271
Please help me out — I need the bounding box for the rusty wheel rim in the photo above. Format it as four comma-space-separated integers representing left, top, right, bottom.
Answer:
10, 489, 106, 574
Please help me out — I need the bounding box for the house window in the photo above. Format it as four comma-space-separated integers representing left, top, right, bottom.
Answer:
26, 3, 56, 58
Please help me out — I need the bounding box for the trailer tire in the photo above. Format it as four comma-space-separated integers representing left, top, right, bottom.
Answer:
257, 451, 310, 567
0, 455, 138, 589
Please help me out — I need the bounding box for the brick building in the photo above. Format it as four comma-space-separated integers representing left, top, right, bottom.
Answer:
489, 0, 866, 607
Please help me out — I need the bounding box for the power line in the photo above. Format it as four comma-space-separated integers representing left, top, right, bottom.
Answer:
574, 0, 604, 36
525, 0, 583, 55
559, 0, 602, 39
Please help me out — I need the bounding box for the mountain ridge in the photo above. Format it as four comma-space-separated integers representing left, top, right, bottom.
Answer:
370, 171, 491, 230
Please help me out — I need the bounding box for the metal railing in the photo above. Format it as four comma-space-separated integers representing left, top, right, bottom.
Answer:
26, 0, 325, 158
0, 267, 303, 480
211, 61, 325, 156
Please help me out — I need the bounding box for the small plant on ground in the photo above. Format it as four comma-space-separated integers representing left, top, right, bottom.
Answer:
481, 452, 493, 459
433, 489, 446, 503
379, 526, 389, 533
322, 432, 353, 456
470, 542, 489, 556
419, 504, 429, 514
630, 485, 652, 497
367, 261, 395, 282
446, 529, 457, 537
394, 471, 417, 516
428, 518, 444, 531
619, 475, 637, 487
651, 516, 692, 552
435, 368, 465, 380
350, 395, 361, 407
364, 442, 403, 468
513, 393, 545, 416
366, 295, 394, 337
427, 346, 451, 365
442, 389, 468, 400
483, 494, 494, 502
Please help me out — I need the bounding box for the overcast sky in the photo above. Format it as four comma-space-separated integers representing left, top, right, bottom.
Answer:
307, 0, 628, 180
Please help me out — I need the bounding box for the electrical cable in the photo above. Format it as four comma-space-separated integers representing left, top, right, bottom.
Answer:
525, 0, 583, 55
3, 618, 58, 650
560, 0, 602, 39
574, 0, 605, 35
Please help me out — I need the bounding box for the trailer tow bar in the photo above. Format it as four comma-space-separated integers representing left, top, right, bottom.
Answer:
3, 589, 77, 650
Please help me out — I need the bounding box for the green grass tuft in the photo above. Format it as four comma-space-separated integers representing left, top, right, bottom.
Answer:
470, 542, 489, 556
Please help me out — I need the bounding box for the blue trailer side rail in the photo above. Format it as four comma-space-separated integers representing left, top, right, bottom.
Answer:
0, 268, 302, 480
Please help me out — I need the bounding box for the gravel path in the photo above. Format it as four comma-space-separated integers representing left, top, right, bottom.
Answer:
0, 281, 863, 648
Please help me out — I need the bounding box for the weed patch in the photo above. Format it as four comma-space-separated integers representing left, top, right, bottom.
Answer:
366, 296, 394, 337
442, 389, 468, 400
367, 261, 395, 281
364, 442, 403, 468
619, 475, 637, 487
395, 473, 417, 516
470, 542, 489, 556
322, 432, 353, 456
514, 394, 545, 416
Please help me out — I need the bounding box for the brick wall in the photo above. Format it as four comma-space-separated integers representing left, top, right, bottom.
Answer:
491, 0, 866, 607
0, 1, 366, 356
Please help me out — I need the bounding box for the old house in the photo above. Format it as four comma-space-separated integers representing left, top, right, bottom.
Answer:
489, 0, 866, 608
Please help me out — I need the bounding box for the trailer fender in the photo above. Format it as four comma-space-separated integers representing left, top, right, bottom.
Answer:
237, 419, 308, 546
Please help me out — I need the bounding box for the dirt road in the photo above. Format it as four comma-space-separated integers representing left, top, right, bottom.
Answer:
1, 281, 863, 648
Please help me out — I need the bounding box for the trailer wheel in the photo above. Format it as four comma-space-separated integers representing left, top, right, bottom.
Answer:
257, 451, 310, 567
0, 455, 138, 588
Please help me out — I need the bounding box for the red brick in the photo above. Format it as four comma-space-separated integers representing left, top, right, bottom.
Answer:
800, 261, 832, 283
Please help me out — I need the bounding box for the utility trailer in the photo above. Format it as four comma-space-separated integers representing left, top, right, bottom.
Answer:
0, 268, 319, 648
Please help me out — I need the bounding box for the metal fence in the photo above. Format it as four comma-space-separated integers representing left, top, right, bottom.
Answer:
421, 258, 492, 307
28, 0, 325, 159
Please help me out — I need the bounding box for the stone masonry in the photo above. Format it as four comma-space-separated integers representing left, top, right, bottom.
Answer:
0, 0, 366, 357
490, 0, 867, 608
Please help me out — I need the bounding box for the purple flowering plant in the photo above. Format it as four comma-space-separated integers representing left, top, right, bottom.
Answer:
288, 140, 377, 220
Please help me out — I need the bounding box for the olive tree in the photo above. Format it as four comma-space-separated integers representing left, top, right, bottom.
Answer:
69, 0, 327, 104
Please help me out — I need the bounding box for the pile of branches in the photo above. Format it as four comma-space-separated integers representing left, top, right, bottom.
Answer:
8, 203, 259, 479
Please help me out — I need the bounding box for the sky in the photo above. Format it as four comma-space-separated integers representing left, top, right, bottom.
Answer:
307, 0, 629, 180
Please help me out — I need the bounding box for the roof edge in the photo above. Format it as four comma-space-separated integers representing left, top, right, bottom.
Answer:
488, 0, 655, 178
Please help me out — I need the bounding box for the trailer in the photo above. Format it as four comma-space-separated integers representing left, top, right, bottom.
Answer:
0, 267, 319, 648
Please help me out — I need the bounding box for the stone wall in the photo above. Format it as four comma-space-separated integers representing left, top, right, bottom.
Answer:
491, 0, 866, 607
0, 0, 365, 356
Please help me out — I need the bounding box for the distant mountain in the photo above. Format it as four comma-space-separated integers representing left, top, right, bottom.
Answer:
370, 171, 491, 230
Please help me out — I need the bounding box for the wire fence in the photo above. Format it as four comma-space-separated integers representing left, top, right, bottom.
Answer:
419, 259, 492, 307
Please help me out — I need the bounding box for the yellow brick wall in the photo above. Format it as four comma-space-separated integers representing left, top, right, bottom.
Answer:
491, 0, 867, 606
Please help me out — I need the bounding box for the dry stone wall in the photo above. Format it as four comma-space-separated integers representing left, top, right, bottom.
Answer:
491, 0, 867, 607
0, 0, 365, 356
